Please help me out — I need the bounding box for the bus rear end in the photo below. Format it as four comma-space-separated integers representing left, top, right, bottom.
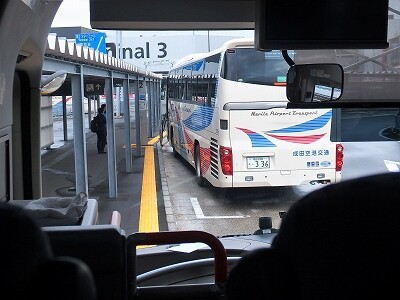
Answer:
216, 40, 343, 188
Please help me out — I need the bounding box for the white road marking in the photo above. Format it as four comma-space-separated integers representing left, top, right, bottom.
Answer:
190, 197, 247, 219
384, 160, 400, 172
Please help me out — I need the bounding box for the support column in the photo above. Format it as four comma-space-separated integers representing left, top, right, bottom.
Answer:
62, 94, 68, 141
123, 77, 132, 172
71, 67, 88, 196
147, 79, 153, 138
134, 78, 142, 157
155, 80, 160, 127
105, 75, 117, 198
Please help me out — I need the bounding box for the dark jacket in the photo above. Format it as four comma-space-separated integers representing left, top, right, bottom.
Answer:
97, 113, 106, 135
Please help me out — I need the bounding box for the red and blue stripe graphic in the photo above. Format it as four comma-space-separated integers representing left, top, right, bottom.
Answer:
236, 128, 276, 147
266, 111, 332, 133
266, 133, 326, 144
237, 110, 331, 147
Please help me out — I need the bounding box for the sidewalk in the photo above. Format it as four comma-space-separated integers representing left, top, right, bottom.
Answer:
41, 117, 168, 235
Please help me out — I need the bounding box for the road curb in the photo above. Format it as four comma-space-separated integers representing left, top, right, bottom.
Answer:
157, 141, 177, 231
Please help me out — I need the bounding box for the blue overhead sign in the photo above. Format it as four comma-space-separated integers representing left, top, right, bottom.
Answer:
75, 33, 106, 54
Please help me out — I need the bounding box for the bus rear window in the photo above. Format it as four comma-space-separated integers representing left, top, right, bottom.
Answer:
223, 48, 293, 86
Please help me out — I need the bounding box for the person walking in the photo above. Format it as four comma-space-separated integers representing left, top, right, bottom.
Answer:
96, 106, 107, 153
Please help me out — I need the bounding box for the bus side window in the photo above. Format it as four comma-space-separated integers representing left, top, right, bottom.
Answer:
210, 78, 217, 107
174, 79, 178, 100
222, 50, 237, 81
173, 79, 178, 100
167, 78, 174, 99
204, 54, 220, 78
205, 77, 216, 107
179, 77, 184, 101
196, 76, 206, 106
185, 78, 192, 102
191, 76, 198, 103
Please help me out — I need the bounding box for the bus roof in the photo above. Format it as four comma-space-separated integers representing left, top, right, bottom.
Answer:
171, 37, 254, 70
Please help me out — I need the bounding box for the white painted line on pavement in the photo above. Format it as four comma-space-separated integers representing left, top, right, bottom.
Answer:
190, 197, 247, 219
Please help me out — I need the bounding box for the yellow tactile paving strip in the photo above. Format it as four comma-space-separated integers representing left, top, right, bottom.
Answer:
147, 135, 160, 145
138, 145, 159, 233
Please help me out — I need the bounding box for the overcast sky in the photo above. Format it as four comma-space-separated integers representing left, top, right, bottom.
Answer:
51, 0, 91, 28
51, 0, 253, 37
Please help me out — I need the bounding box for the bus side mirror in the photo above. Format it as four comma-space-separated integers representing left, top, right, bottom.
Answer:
41, 70, 67, 95
286, 63, 344, 103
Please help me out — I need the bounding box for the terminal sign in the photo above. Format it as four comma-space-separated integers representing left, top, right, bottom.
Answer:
75, 33, 106, 54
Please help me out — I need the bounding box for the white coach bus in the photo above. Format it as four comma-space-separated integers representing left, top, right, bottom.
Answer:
166, 38, 343, 188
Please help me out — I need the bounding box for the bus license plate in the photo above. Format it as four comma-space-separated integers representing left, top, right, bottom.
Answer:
247, 157, 270, 169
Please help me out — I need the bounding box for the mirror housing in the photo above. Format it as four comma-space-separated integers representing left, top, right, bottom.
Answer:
286, 64, 344, 103
41, 70, 67, 95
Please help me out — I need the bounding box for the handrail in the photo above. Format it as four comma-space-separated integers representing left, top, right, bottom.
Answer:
137, 257, 240, 284
127, 230, 228, 294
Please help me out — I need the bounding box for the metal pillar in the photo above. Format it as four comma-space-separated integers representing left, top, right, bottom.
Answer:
71, 68, 88, 196
87, 95, 93, 129
147, 79, 153, 138
62, 94, 68, 141
123, 77, 132, 172
151, 80, 156, 131
155, 80, 161, 126
134, 79, 142, 157
105, 75, 118, 198
156, 80, 160, 122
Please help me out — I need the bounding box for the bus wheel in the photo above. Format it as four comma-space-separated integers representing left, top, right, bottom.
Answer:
173, 143, 179, 157
195, 145, 205, 187
171, 128, 179, 157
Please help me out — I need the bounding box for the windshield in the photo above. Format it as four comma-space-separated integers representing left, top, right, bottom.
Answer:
223, 48, 291, 85
33, 0, 400, 240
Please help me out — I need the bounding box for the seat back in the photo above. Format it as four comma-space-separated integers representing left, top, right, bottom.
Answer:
44, 225, 127, 300
227, 172, 400, 299
0, 203, 96, 300
31, 256, 97, 299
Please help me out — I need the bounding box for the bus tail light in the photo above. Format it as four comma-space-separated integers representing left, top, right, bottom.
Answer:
220, 146, 233, 175
336, 143, 344, 171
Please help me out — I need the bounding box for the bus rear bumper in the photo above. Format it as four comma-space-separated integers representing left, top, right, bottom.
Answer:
225, 169, 341, 188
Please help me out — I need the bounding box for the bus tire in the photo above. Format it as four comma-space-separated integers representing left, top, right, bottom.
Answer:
173, 143, 179, 157
171, 128, 179, 157
195, 145, 205, 187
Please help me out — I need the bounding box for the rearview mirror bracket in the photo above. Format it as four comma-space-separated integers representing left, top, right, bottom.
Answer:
282, 50, 295, 67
